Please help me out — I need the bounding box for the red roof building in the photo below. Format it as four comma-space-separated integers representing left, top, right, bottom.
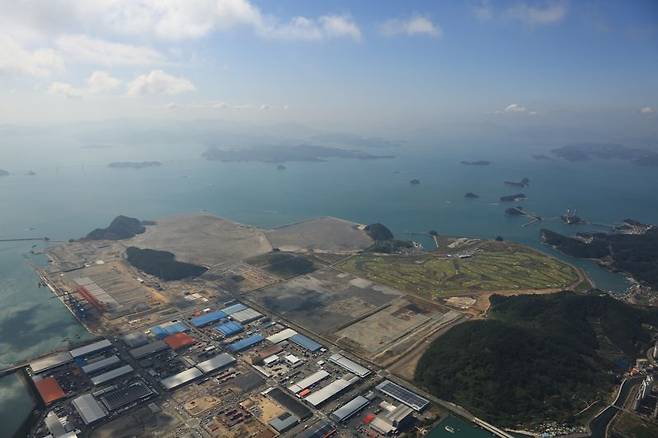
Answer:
35, 377, 66, 405
164, 332, 196, 350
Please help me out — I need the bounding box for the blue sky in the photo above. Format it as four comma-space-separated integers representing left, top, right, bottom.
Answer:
0, 0, 656, 139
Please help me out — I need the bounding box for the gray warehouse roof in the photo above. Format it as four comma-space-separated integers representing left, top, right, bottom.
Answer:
70, 339, 112, 358
304, 374, 360, 407
329, 353, 370, 378
331, 395, 369, 422
129, 340, 169, 359
30, 351, 73, 374
195, 353, 236, 374
81, 355, 121, 375
71, 394, 107, 425
230, 308, 262, 323
160, 367, 203, 390
269, 412, 300, 433
91, 365, 134, 386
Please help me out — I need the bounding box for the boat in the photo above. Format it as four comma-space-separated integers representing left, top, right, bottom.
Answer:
445, 425, 455, 433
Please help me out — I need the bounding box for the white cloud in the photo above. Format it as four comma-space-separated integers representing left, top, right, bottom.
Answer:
640, 106, 656, 114
87, 71, 121, 93
55, 35, 164, 66
0, 35, 64, 76
494, 103, 537, 115
473, 1, 567, 26
506, 1, 567, 26
380, 16, 442, 38
473, 0, 493, 21
48, 70, 121, 97
264, 14, 361, 41
505, 103, 528, 113
48, 81, 84, 98
127, 70, 195, 96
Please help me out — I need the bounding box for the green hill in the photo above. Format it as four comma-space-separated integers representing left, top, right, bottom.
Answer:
86, 215, 146, 240
126, 247, 207, 281
415, 292, 658, 427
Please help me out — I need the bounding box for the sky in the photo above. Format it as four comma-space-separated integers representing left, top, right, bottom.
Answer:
0, 0, 657, 141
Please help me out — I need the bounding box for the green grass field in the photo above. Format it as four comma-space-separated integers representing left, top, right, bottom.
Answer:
337, 242, 582, 297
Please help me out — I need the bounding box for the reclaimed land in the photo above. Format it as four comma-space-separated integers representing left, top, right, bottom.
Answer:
414, 292, 658, 428
337, 241, 582, 298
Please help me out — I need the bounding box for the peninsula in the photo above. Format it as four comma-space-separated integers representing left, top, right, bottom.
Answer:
202, 144, 394, 163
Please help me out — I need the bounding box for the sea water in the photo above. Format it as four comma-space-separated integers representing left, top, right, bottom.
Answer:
1, 144, 657, 437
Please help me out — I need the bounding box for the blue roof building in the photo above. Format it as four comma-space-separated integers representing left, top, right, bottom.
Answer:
190, 310, 227, 328
151, 322, 189, 339
227, 334, 264, 352
215, 321, 244, 337
289, 334, 322, 352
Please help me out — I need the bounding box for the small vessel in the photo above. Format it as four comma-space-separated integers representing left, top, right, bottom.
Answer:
445, 425, 455, 433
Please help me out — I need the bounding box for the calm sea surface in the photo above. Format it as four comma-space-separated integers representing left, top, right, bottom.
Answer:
2, 145, 657, 437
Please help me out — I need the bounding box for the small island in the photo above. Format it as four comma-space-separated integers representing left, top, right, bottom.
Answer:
460, 160, 491, 166
410, 179, 420, 185
202, 144, 394, 163
464, 192, 479, 199
561, 209, 585, 225
505, 207, 525, 216
84, 215, 148, 241
108, 161, 162, 169
276, 164, 286, 170
504, 177, 529, 188
0, 169, 9, 177
26, 170, 36, 176
532, 154, 551, 160
500, 193, 526, 202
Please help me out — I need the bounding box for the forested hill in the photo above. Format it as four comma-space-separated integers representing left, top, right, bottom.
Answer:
541, 227, 658, 289
414, 292, 658, 427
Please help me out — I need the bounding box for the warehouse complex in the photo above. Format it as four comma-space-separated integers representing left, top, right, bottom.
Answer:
25, 214, 469, 438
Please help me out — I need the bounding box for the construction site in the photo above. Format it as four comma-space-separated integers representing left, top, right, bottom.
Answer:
18, 213, 566, 438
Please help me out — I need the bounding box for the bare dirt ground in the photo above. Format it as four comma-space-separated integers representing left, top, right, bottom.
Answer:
264, 216, 373, 253
126, 213, 272, 266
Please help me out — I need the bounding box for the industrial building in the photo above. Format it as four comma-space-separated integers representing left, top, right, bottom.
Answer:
30, 352, 73, 374
289, 334, 322, 352
160, 367, 203, 390
90, 365, 134, 386
34, 376, 66, 405
230, 307, 262, 324
196, 353, 236, 374
267, 387, 312, 420
227, 334, 265, 352
297, 420, 335, 438
151, 321, 189, 339
129, 340, 169, 360
100, 381, 154, 411
45, 411, 67, 437
375, 380, 429, 411
81, 355, 121, 375
71, 394, 108, 425
214, 321, 244, 337
266, 328, 297, 344
288, 370, 330, 394
329, 353, 371, 378
331, 395, 369, 422
121, 332, 149, 348
221, 303, 247, 315
304, 374, 360, 407
69, 339, 113, 358
269, 412, 300, 433
73, 277, 120, 312
190, 310, 227, 327
163, 332, 196, 350
369, 402, 414, 435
